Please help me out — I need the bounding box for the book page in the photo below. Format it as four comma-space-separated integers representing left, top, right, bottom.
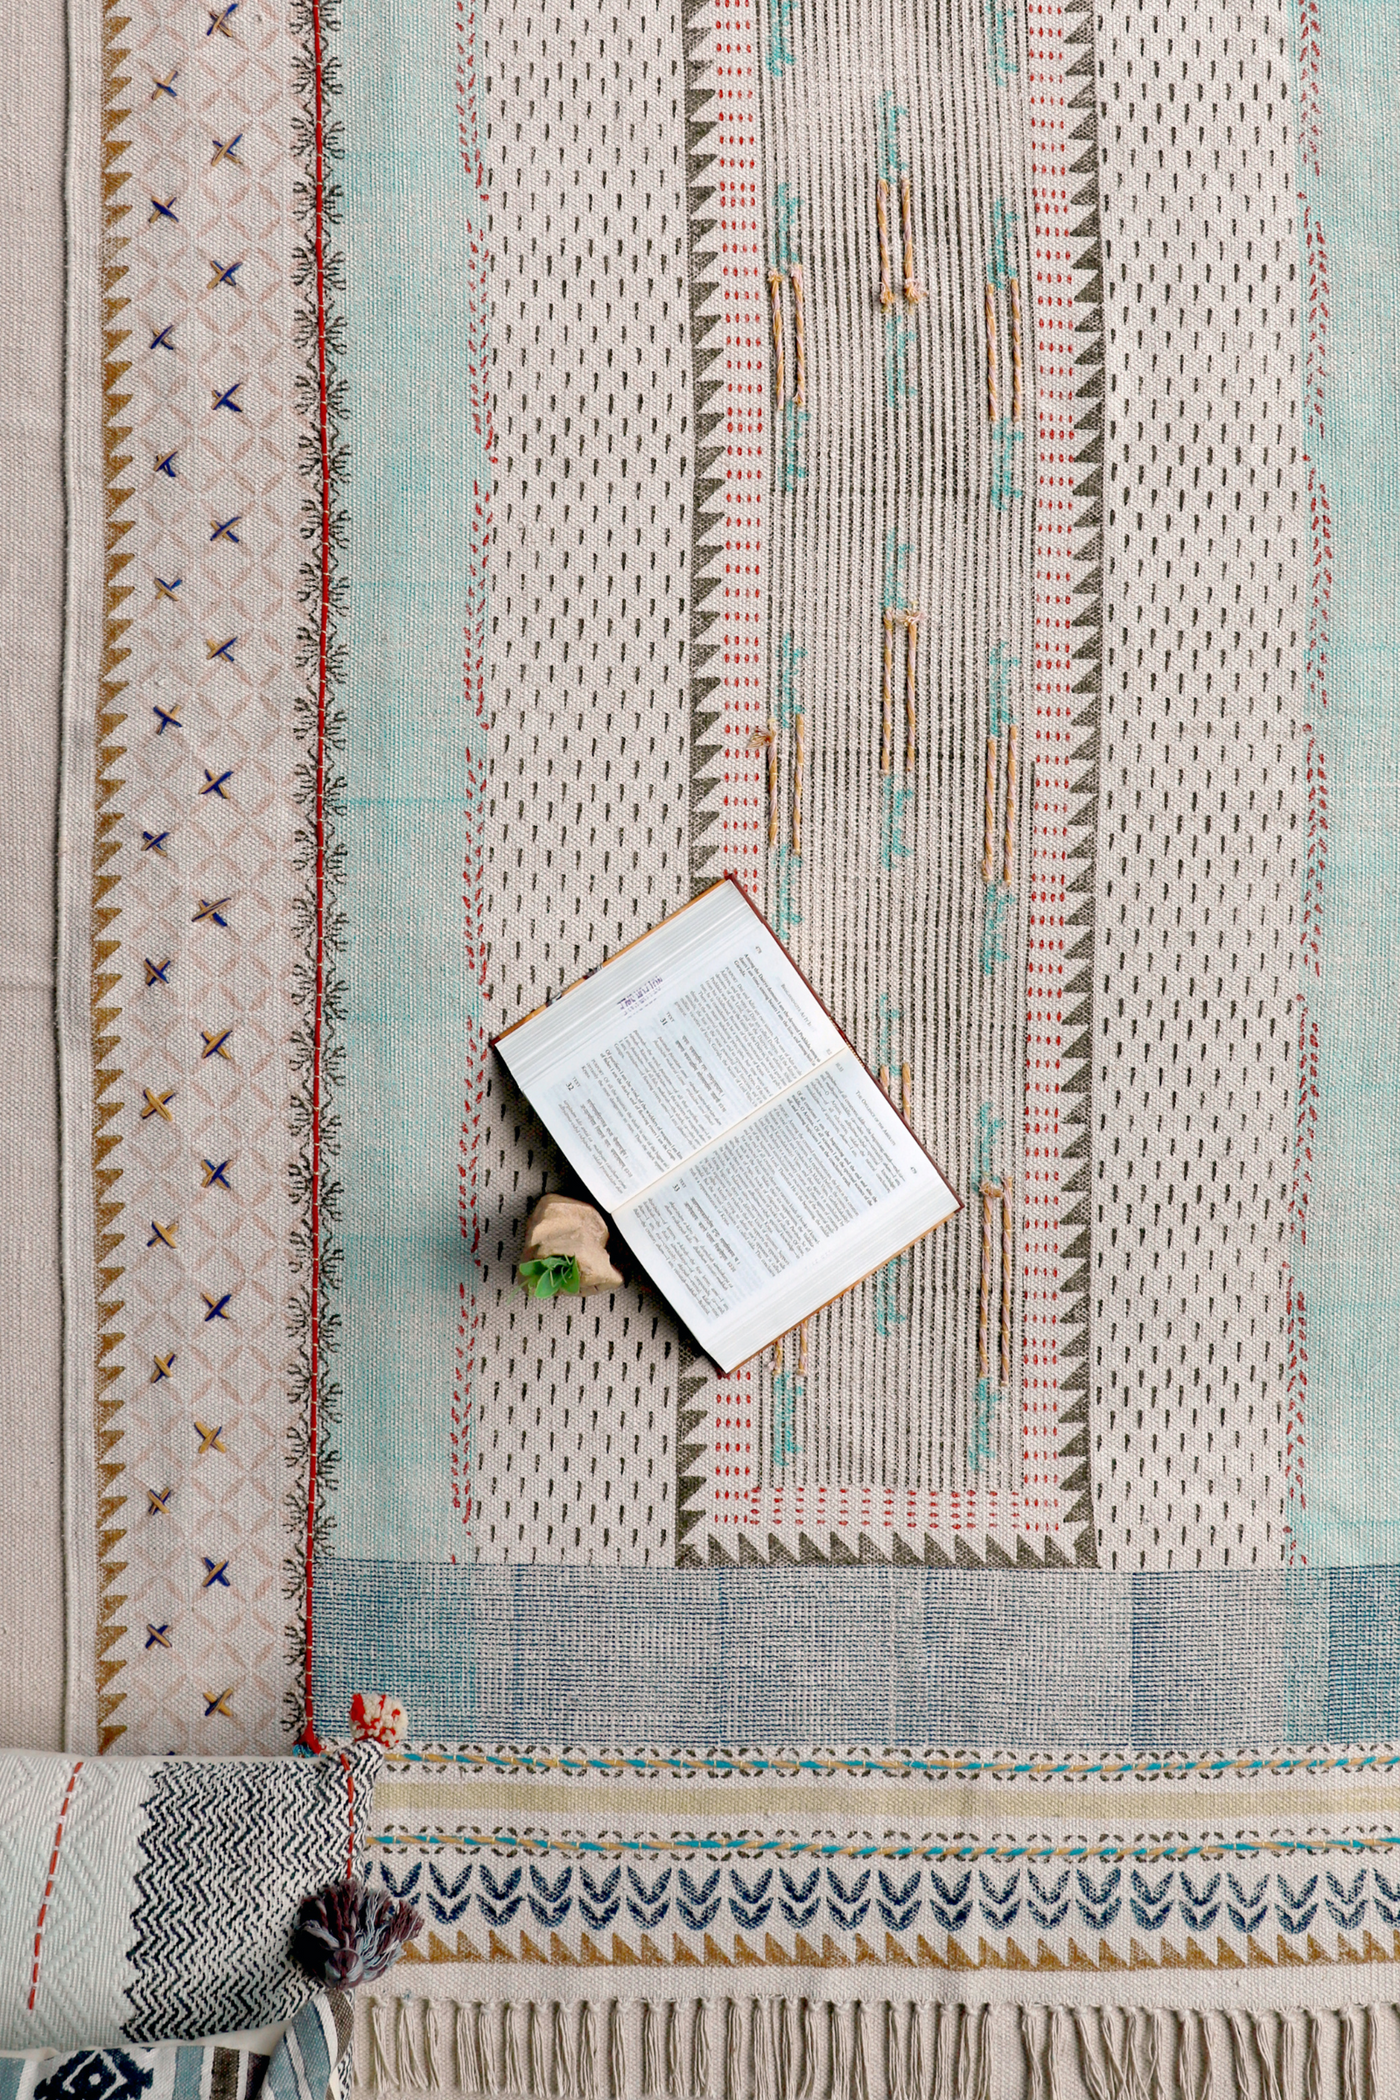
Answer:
614, 1051, 960, 1371
495, 880, 845, 1208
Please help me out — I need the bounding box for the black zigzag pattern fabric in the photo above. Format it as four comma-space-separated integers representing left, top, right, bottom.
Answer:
123, 1745, 379, 2043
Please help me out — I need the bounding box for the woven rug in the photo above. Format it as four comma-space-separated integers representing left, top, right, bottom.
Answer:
52, 0, 1400, 2073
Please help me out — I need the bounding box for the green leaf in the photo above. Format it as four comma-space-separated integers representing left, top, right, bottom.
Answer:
518, 1253, 583, 1300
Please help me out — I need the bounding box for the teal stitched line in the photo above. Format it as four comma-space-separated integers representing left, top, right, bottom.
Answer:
386, 1747, 1400, 1783
368, 1828, 1400, 1865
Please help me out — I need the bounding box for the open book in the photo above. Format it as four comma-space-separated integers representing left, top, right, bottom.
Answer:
494, 878, 961, 1372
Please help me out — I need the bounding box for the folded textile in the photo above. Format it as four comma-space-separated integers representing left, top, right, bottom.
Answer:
0, 1746, 379, 2048
0, 1994, 352, 2100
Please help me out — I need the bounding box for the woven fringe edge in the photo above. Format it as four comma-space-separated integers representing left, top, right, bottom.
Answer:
353, 1993, 1395, 2099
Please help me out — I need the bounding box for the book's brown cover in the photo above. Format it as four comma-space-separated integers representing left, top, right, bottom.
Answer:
492, 874, 962, 1370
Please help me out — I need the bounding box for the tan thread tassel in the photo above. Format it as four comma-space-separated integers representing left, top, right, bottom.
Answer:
881, 611, 895, 774
879, 1063, 891, 1096
792, 709, 805, 855
876, 180, 895, 311
790, 264, 806, 409
902, 612, 918, 772
981, 735, 997, 884
1201, 2012, 1217, 2100
1009, 275, 1023, 425
529, 2006, 547, 2100
768, 270, 785, 406
985, 284, 998, 423
367, 1999, 395, 2094
798, 1319, 809, 1376
777, 2001, 793, 2100
665, 2005, 681, 2100
748, 720, 779, 846
1002, 718, 1018, 888
977, 1181, 1000, 1383
900, 1062, 912, 1123
999, 1176, 1013, 1389
899, 174, 922, 304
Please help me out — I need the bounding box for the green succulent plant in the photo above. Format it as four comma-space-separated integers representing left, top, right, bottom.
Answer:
518, 1252, 583, 1300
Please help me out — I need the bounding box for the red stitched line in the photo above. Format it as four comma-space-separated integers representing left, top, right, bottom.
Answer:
303, 0, 332, 1748
338, 1750, 355, 1881
28, 1762, 83, 2012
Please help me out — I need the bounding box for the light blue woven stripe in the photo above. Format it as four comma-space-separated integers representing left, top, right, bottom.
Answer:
170, 2045, 207, 2100
333, 0, 492, 1562
1288, 0, 1400, 1563
312, 1562, 1400, 1740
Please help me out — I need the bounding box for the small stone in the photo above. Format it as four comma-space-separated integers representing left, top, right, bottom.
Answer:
521, 1192, 624, 1294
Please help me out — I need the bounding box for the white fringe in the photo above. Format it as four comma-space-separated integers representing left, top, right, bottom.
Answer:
642, 2003, 663, 2100
503, 2009, 524, 2100
610, 2003, 627, 2100
529, 2007, 546, 2100
353, 1994, 1400, 2099
554, 2002, 576, 2100
666, 2006, 682, 2100
397, 1999, 429, 2093
579, 2003, 598, 2100
694, 2002, 711, 2100
725, 2002, 742, 2100
366, 1999, 395, 2095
